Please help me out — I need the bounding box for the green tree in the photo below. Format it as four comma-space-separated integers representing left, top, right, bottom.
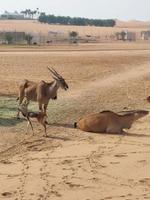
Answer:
38, 13, 116, 27
5, 33, 13, 44
69, 31, 78, 38
69, 31, 78, 43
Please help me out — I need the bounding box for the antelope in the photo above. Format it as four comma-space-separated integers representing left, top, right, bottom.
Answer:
74, 110, 149, 134
147, 96, 150, 102
17, 67, 69, 118
18, 101, 48, 136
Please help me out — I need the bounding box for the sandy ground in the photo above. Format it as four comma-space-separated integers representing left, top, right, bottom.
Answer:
1, 43, 150, 199
116, 19, 150, 28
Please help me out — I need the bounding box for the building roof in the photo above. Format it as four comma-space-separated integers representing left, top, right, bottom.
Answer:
1, 11, 23, 16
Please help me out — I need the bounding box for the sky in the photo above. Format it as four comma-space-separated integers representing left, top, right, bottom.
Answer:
0, 0, 149, 21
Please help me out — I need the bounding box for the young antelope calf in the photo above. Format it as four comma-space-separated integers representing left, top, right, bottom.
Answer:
18, 102, 48, 137
74, 110, 149, 134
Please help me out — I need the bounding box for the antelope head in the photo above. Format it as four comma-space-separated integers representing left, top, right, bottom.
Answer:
133, 110, 149, 120
48, 67, 69, 90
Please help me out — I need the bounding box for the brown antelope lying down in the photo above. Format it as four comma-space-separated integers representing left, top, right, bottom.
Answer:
74, 110, 149, 134
18, 102, 48, 137
147, 96, 150, 102
17, 67, 69, 118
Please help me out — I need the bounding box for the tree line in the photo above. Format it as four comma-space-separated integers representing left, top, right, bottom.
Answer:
38, 13, 116, 27
3, 8, 116, 27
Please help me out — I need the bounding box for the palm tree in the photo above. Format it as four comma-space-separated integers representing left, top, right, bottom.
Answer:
36, 8, 40, 18
24, 9, 29, 18
36, 8, 40, 16
33, 10, 37, 19
21, 10, 26, 18
30, 11, 34, 19
25, 9, 31, 19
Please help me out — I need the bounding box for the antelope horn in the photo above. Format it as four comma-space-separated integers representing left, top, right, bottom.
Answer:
51, 67, 63, 78
47, 67, 62, 79
47, 67, 59, 77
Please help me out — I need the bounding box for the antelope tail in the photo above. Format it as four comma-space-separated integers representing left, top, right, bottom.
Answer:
74, 122, 77, 128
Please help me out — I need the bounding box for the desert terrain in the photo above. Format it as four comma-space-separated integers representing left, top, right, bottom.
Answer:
1, 42, 150, 200
0, 20, 149, 37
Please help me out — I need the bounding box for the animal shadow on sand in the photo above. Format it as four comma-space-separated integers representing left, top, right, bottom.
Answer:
0, 117, 24, 127
45, 123, 74, 141
46, 135, 71, 141
47, 122, 74, 129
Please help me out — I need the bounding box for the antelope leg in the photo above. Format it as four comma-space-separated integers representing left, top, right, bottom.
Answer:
27, 117, 34, 135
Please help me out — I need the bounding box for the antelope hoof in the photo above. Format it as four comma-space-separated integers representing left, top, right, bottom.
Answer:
53, 96, 57, 100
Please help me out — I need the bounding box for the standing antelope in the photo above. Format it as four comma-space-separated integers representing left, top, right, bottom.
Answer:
17, 67, 69, 118
74, 110, 149, 134
18, 101, 48, 136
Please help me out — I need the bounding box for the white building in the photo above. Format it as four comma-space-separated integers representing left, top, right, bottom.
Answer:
0, 11, 24, 20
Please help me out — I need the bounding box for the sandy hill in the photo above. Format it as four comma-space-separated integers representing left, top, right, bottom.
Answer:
0, 20, 149, 37
116, 20, 150, 28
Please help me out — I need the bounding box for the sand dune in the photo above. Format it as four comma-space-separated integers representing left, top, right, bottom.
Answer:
116, 19, 150, 28
0, 20, 149, 37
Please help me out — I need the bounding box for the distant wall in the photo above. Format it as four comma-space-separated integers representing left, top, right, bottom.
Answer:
0, 14, 24, 20
0, 32, 25, 44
